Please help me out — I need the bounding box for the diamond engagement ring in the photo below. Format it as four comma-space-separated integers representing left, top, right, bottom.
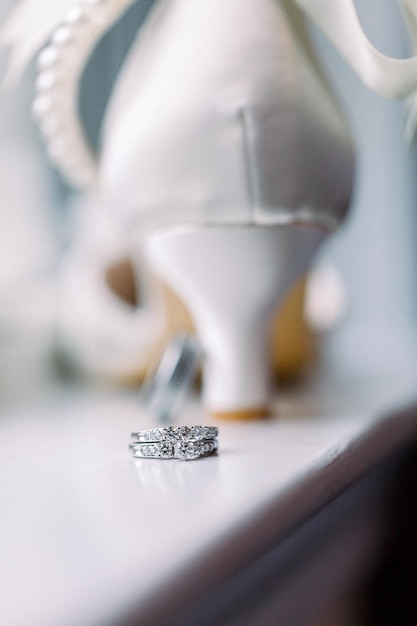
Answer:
130, 425, 218, 444
129, 438, 218, 461
129, 426, 218, 461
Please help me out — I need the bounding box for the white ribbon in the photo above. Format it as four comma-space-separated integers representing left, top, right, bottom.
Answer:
294, 0, 417, 98
399, 0, 417, 141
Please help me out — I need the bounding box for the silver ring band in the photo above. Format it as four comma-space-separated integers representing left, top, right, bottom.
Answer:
139, 332, 202, 423
130, 425, 218, 444
129, 439, 218, 461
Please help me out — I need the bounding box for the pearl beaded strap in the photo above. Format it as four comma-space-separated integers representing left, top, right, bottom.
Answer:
32, 0, 136, 189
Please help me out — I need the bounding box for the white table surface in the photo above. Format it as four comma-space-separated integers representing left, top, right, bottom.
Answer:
1, 370, 417, 626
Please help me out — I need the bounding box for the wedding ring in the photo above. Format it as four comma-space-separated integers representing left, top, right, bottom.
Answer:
139, 332, 202, 423
130, 425, 218, 444
129, 438, 218, 461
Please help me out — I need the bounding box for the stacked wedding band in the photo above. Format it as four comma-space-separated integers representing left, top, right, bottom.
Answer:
129, 426, 218, 461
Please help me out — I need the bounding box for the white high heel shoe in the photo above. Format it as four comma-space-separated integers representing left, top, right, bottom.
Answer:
4, 0, 417, 417
144, 225, 325, 418
57, 198, 316, 389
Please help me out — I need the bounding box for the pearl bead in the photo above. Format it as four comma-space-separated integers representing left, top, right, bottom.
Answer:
39, 116, 62, 138
36, 71, 59, 91
65, 5, 87, 25
36, 46, 59, 70
52, 26, 74, 46
32, 95, 53, 118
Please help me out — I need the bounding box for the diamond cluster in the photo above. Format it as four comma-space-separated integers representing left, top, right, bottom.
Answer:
132, 426, 218, 443
130, 439, 218, 461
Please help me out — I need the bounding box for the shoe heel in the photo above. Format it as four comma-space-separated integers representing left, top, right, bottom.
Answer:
140, 225, 325, 419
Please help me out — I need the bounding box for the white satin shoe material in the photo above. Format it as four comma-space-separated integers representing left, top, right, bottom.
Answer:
99, 0, 353, 233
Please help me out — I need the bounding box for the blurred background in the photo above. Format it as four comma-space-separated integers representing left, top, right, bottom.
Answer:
0, 0, 417, 410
